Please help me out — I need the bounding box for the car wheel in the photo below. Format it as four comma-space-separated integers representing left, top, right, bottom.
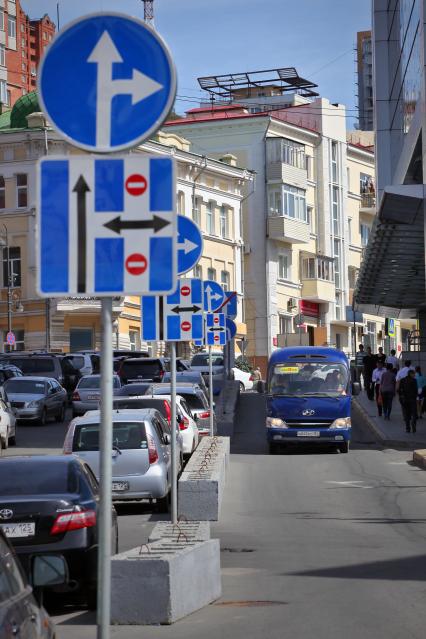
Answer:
8, 428, 16, 446
156, 493, 170, 514
239, 381, 245, 392
339, 441, 349, 454
55, 404, 66, 423
39, 408, 47, 426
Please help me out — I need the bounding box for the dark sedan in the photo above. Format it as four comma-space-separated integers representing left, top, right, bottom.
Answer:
0, 455, 118, 609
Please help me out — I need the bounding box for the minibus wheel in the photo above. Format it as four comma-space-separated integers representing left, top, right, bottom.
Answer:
338, 442, 349, 454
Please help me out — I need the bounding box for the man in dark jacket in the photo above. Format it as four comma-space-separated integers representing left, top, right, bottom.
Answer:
399, 369, 418, 433
363, 346, 376, 400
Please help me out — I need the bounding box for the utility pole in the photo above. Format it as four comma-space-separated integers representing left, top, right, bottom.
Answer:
2, 225, 11, 338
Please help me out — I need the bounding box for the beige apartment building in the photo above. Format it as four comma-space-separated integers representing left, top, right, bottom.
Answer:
0, 92, 251, 353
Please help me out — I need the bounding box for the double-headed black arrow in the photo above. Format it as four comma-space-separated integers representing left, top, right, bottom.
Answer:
209, 327, 225, 332
171, 305, 201, 314
73, 175, 90, 294
104, 215, 170, 235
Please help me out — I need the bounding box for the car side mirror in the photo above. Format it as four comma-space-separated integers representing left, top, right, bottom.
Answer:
352, 382, 360, 396
32, 555, 68, 587
257, 381, 265, 394
163, 433, 171, 445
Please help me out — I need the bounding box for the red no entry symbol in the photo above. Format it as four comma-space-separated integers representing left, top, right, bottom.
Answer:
125, 174, 147, 196
214, 334, 220, 341
214, 316, 220, 324
181, 321, 191, 332
181, 285, 191, 297
126, 253, 147, 275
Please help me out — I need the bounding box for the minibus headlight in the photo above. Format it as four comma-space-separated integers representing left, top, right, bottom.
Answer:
266, 417, 288, 429
330, 417, 351, 429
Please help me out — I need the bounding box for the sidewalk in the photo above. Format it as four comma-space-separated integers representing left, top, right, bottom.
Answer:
353, 389, 426, 448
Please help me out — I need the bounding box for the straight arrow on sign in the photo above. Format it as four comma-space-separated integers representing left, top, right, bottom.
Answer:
73, 174, 90, 294
104, 215, 170, 234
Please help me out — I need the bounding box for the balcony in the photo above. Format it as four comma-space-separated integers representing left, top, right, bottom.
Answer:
359, 193, 376, 213
267, 215, 310, 243
301, 278, 335, 303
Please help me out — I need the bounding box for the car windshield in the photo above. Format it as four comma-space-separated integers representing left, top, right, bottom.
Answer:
118, 383, 150, 396
8, 358, 55, 373
4, 380, 46, 394
0, 461, 78, 495
269, 362, 349, 397
73, 422, 147, 451
121, 361, 161, 377
64, 355, 85, 370
191, 354, 224, 366
78, 376, 120, 389
179, 393, 205, 409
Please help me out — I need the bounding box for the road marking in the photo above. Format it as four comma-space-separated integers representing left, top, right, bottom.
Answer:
325, 481, 373, 489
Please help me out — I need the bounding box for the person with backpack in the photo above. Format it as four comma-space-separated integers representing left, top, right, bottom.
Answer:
399, 369, 418, 433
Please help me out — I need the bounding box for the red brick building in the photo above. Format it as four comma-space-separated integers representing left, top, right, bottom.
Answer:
1, 1, 55, 108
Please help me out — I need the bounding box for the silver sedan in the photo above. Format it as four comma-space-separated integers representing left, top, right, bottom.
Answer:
72, 374, 122, 417
4, 376, 67, 425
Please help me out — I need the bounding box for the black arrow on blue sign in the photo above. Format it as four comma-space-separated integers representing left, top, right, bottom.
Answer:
73, 175, 90, 294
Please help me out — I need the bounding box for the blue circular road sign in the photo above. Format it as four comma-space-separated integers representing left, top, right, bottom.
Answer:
203, 280, 225, 312
38, 12, 177, 152
177, 215, 203, 275
226, 319, 237, 341
6, 331, 15, 346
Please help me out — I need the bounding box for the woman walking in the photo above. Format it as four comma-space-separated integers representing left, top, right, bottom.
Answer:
380, 363, 396, 420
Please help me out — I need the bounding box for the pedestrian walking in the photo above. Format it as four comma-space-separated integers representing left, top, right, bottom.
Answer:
372, 361, 385, 416
251, 366, 262, 390
385, 349, 399, 372
355, 344, 365, 388
396, 360, 415, 391
363, 346, 376, 400
376, 346, 386, 365
380, 363, 396, 420
399, 369, 418, 433
415, 366, 426, 418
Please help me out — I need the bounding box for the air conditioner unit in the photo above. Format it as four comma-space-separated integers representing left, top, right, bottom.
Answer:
243, 243, 251, 254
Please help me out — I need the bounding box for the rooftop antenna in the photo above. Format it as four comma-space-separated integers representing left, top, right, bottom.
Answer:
142, 0, 155, 27
56, 2, 60, 29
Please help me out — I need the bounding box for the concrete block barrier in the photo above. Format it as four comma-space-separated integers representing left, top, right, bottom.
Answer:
111, 538, 221, 625
413, 449, 426, 470
178, 436, 230, 521
148, 520, 211, 544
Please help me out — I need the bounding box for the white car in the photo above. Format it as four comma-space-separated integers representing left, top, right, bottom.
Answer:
232, 367, 254, 391
0, 397, 17, 449
151, 393, 199, 457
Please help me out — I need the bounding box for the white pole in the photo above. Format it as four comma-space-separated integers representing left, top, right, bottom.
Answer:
97, 298, 113, 639
209, 345, 214, 436
170, 341, 177, 524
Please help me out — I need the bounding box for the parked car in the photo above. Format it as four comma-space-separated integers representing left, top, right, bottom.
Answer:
148, 383, 216, 436
4, 377, 67, 425
113, 395, 198, 457
1, 354, 64, 385
64, 409, 181, 511
0, 528, 58, 639
72, 374, 122, 417
190, 352, 225, 395
162, 370, 209, 399
115, 382, 152, 397
232, 367, 254, 391
0, 396, 17, 449
163, 357, 191, 372
113, 350, 149, 359
60, 353, 96, 396
117, 357, 168, 384
0, 455, 117, 609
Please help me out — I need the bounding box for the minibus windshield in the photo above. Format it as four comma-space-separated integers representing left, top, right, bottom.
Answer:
269, 362, 349, 397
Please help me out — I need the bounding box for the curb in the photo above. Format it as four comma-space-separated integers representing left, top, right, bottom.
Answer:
352, 398, 426, 449
413, 449, 426, 470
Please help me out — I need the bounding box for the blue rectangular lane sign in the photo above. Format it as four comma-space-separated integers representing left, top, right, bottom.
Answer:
223, 291, 238, 319
37, 155, 177, 297
206, 313, 226, 346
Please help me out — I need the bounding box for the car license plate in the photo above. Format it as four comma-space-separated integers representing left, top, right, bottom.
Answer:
87, 394, 100, 401
0, 522, 35, 538
112, 481, 129, 492
297, 431, 320, 437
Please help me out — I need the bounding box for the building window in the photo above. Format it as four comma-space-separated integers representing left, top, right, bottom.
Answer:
348, 217, 352, 244
332, 186, 340, 236
335, 291, 342, 321
206, 201, 214, 235
348, 266, 359, 289
302, 256, 333, 281
278, 254, 289, 280
129, 330, 141, 351
0, 11, 4, 32
43, 31, 47, 40
221, 270, 230, 291
16, 174, 28, 208
0, 80, 7, 105
219, 205, 228, 238
307, 205, 313, 227
207, 267, 216, 281
0, 176, 5, 209
331, 141, 338, 183
8, 16, 16, 39
20, 23, 25, 33
194, 264, 202, 279
333, 239, 341, 289
69, 328, 93, 351
279, 315, 293, 334
365, 321, 376, 353
267, 138, 305, 169
360, 223, 370, 247
21, 74, 25, 83
21, 63, 25, 71
0, 45, 5, 67
3, 247, 21, 287
268, 187, 282, 216
360, 173, 374, 195
176, 191, 185, 215
305, 155, 314, 180
193, 196, 201, 226
21, 37, 25, 46
3, 329, 24, 353
268, 185, 307, 222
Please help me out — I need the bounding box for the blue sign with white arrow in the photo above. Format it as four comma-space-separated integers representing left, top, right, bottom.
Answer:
38, 13, 177, 152
226, 318, 237, 341
222, 291, 238, 320
177, 215, 203, 275
203, 280, 225, 312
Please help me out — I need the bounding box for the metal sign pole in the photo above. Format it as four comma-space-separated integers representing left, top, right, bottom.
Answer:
170, 341, 177, 524
209, 345, 214, 436
97, 298, 113, 639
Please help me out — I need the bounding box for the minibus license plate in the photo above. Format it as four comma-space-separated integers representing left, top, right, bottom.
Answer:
297, 431, 320, 437
112, 481, 129, 492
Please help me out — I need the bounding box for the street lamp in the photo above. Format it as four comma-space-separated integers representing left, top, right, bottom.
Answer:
0, 224, 12, 338
112, 319, 119, 349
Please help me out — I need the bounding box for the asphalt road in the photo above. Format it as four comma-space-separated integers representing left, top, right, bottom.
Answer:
5, 396, 426, 638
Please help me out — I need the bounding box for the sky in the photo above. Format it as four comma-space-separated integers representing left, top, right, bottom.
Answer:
25, 0, 372, 125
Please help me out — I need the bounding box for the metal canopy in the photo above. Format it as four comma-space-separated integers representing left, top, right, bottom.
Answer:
197, 67, 319, 99
355, 186, 425, 316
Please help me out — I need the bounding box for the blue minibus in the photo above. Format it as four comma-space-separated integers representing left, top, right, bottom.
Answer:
262, 346, 359, 454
